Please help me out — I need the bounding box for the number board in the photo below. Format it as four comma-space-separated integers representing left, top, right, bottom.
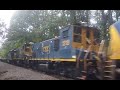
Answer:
62, 40, 70, 46
42, 46, 50, 52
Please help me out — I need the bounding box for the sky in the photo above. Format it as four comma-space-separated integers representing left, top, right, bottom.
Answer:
0, 10, 16, 28
0, 10, 16, 47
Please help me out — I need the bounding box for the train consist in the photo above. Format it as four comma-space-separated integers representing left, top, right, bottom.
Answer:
3, 21, 120, 80
5, 24, 100, 79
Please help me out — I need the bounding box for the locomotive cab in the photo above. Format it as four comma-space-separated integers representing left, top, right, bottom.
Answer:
22, 42, 33, 59
72, 25, 100, 52
59, 24, 100, 59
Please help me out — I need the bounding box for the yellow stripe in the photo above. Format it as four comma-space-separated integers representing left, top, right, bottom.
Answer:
31, 58, 85, 62
13, 58, 99, 62
13, 57, 100, 62
14, 58, 81, 62
30, 58, 76, 62
12, 58, 99, 62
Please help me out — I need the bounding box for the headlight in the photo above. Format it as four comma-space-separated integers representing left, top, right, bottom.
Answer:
72, 55, 76, 58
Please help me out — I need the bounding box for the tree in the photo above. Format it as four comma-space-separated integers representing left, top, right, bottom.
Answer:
0, 19, 7, 39
114, 10, 120, 21
0, 19, 8, 57
0, 10, 93, 57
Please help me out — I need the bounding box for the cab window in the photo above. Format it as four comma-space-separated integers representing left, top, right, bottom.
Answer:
63, 30, 68, 38
74, 26, 81, 34
86, 30, 90, 45
73, 26, 81, 43
86, 30, 90, 39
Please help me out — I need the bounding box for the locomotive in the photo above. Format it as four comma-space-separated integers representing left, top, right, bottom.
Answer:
6, 23, 101, 79
4, 19, 120, 80
5, 23, 105, 79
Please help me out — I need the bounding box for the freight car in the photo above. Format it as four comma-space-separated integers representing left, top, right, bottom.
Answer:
6, 24, 101, 79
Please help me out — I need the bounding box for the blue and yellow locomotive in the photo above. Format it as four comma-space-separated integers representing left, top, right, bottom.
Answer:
6, 20, 120, 80
31, 24, 100, 61
6, 24, 101, 79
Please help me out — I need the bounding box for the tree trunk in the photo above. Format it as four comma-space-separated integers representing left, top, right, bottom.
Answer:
108, 10, 113, 26
115, 10, 120, 21
86, 10, 89, 25
69, 10, 77, 24
101, 10, 107, 40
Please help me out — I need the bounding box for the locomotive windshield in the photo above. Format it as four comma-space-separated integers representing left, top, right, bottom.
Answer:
63, 30, 69, 38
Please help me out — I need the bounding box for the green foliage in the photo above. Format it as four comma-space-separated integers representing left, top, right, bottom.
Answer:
0, 10, 120, 57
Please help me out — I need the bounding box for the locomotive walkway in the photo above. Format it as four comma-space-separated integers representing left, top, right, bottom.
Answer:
0, 61, 64, 80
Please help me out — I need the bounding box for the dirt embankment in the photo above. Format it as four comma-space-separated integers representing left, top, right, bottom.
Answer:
0, 61, 59, 80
